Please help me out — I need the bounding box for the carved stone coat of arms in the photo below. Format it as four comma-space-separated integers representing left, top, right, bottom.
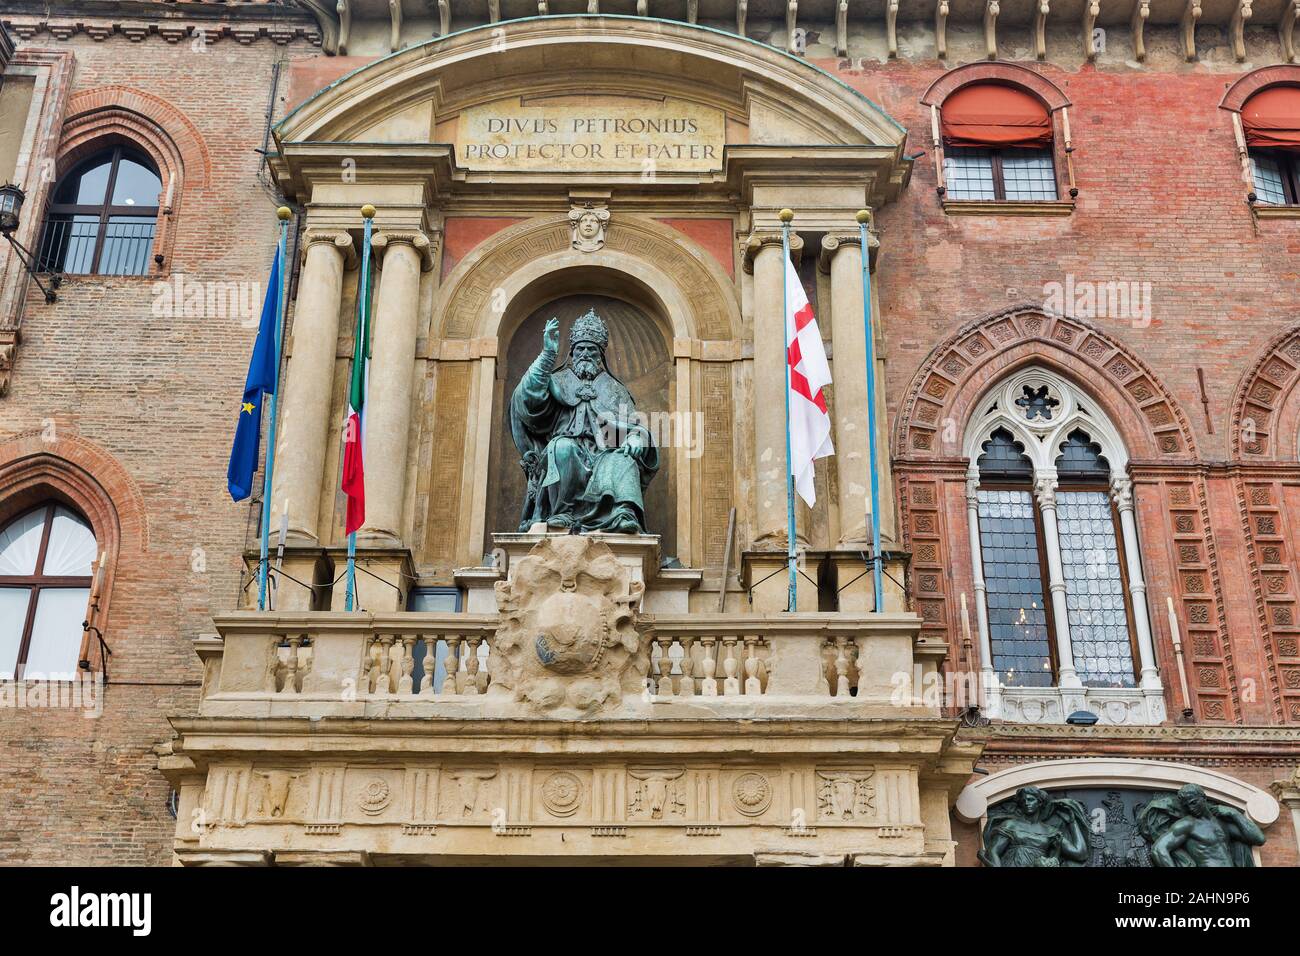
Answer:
491, 535, 647, 713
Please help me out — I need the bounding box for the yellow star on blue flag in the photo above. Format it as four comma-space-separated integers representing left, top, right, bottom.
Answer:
227, 247, 283, 500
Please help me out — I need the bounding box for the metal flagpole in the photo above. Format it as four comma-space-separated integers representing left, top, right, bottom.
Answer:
780, 208, 798, 613
258, 206, 292, 611
345, 209, 374, 612
857, 209, 884, 612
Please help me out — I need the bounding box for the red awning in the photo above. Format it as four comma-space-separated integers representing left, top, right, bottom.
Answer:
941, 83, 1053, 149
1242, 85, 1300, 151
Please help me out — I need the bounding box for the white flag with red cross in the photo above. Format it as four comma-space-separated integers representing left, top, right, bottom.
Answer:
785, 253, 834, 507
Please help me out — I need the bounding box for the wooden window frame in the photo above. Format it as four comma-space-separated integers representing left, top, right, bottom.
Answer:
945, 145, 1060, 202
0, 503, 93, 680
1248, 146, 1300, 205
44, 145, 161, 276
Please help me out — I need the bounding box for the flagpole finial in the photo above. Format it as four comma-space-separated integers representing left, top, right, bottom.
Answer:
361, 204, 377, 220
778, 208, 794, 223
277, 206, 292, 221
856, 209, 871, 224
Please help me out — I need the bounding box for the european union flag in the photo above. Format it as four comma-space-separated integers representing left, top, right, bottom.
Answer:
227, 247, 283, 501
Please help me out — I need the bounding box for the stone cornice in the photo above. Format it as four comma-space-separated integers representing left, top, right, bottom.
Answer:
962, 722, 1300, 762
2, 1, 318, 48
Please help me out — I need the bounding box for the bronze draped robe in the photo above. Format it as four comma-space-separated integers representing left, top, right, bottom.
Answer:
509, 348, 658, 533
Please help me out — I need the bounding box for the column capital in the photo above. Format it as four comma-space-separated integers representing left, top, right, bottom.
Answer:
742, 230, 802, 274
818, 229, 880, 275
372, 230, 437, 271
1033, 473, 1059, 507
1109, 475, 1135, 511
301, 229, 357, 269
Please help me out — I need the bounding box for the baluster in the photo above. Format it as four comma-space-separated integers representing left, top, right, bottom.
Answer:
374, 634, 395, 695
441, 635, 460, 695
479, 636, 492, 693
279, 635, 302, 694
818, 638, 834, 697
364, 635, 382, 695
397, 635, 416, 694
418, 634, 436, 697
846, 638, 859, 696
657, 637, 675, 696
743, 635, 762, 695
722, 637, 740, 695
700, 637, 718, 696
464, 636, 482, 695
834, 636, 851, 698
677, 637, 695, 697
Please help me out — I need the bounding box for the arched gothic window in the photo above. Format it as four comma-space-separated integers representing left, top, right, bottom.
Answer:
0, 503, 97, 678
963, 370, 1162, 724
39, 146, 162, 276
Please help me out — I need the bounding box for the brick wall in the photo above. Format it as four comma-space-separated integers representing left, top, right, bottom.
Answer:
0, 30, 315, 865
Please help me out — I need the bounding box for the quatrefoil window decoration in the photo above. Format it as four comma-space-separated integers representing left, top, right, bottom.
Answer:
1015, 384, 1060, 422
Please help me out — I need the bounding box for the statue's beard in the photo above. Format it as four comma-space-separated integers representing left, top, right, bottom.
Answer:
573, 357, 601, 380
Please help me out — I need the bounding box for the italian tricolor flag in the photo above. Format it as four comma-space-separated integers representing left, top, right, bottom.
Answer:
341, 259, 371, 535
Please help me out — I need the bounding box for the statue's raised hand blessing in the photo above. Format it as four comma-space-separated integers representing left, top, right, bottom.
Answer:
543, 317, 560, 354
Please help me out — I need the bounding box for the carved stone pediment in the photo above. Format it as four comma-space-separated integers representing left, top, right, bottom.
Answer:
492, 535, 647, 714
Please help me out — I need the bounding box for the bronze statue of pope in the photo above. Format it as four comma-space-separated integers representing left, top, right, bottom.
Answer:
509, 309, 658, 534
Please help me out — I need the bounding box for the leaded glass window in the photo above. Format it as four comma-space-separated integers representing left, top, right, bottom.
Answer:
1056, 490, 1135, 688
976, 489, 1053, 687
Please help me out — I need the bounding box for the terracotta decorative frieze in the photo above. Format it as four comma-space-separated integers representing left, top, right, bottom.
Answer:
894, 304, 1195, 463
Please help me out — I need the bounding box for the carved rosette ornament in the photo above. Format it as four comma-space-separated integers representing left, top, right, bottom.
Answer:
358, 779, 391, 816
492, 536, 647, 713
541, 772, 583, 817
732, 773, 773, 816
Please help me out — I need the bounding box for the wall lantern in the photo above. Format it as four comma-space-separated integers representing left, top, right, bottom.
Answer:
0, 183, 61, 303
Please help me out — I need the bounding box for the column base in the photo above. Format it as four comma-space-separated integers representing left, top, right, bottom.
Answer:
740, 551, 818, 612
323, 546, 414, 612
823, 550, 908, 613
241, 548, 331, 611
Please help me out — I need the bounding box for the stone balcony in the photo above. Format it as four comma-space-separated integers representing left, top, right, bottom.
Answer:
160, 534, 977, 865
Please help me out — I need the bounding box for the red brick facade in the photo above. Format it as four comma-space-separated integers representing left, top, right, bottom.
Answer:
0, 6, 1296, 865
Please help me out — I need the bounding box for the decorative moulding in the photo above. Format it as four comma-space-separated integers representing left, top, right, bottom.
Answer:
942, 200, 1075, 217
955, 757, 1281, 826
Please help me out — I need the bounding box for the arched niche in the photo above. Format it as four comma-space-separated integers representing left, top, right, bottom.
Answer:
487, 277, 677, 557
419, 215, 743, 576
955, 758, 1280, 828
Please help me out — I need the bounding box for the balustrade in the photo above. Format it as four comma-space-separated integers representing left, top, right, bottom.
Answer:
208, 611, 936, 710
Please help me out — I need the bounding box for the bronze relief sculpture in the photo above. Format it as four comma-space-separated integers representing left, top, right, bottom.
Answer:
978, 786, 1090, 867
1137, 784, 1265, 867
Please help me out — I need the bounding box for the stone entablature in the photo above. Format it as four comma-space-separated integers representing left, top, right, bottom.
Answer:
160, 716, 978, 865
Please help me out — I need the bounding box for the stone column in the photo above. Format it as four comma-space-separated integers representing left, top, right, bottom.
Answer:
271, 230, 354, 542
359, 230, 432, 542
820, 229, 892, 546
744, 229, 806, 549
965, 468, 1000, 713
1033, 474, 1081, 689
821, 232, 869, 545
1111, 476, 1161, 693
